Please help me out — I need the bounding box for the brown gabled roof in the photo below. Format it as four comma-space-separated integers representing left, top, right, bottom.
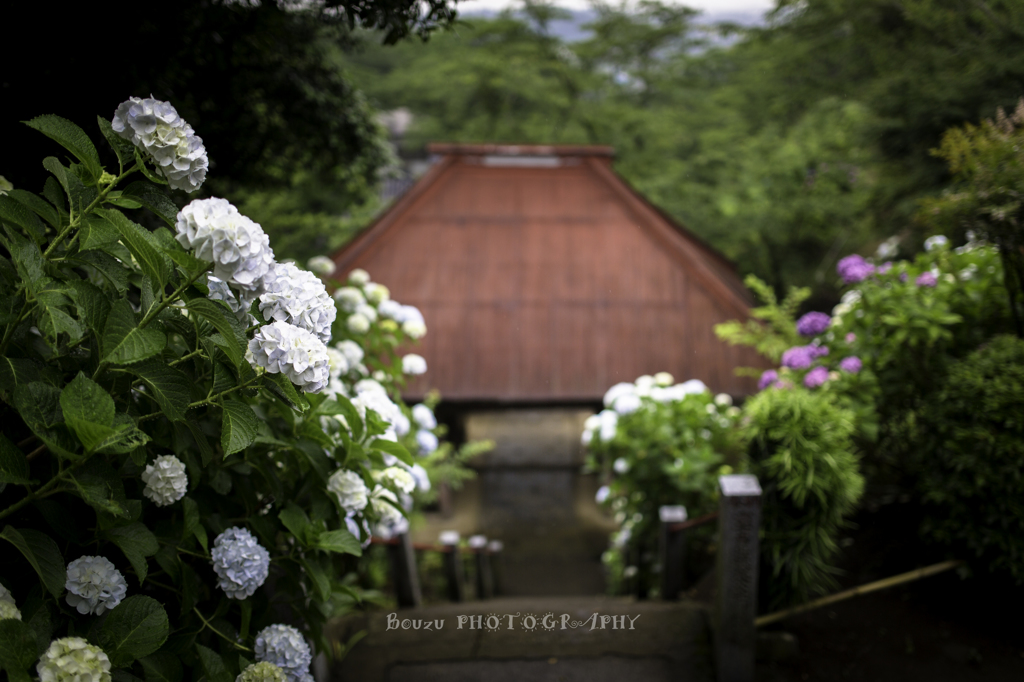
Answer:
331, 144, 764, 401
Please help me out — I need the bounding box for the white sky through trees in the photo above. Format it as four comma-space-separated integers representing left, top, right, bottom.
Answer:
458, 0, 776, 16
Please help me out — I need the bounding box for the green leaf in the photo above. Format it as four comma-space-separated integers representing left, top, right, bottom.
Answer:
60, 372, 115, 450
221, 401, 258, 456
0, 619, 40, 682
369, 438, 413, 466
184, 419, 215, 467
24, 115, 103, 183
185, 299, 246, 368
139, 652, 183, 682
98, 596, 170, 667
0, 357, 43, 394
195, 645, 232, 682
300, 556, 332, 603
181, 497, 208, 553
11, 382, 79, 458
134, 148, 169, 187
105, 523, 159, 584
42, 157, 92, 212
68, 457, 129, 517
96, 415, 151, 455
279, 503, 313, 545
124, 360, 192, 422
261, 372, 309, 413
80, 213, 121, 250
6, 188, 59, 229
70, 250, 129, 292
164, 249, 207, 280
66, 279, 111, 334
0, 226, 45, 285
315, 529, 362, 556
0, 195, 46, 243
98, 117, 137, 171
0, 434, 31, 486
0, 526, 66, 599
102, 300, 166, 365
95, 209, 174, 288
121, 182, 180, 227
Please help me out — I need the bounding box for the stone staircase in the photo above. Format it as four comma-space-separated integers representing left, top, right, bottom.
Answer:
327, 596, 714, 682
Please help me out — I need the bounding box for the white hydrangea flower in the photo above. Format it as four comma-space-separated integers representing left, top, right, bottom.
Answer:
306, 256, 336, 277
176, 198, 274, 288
37, 637, 111, 682
112, 97, 208, 193
875, 236, 899, 259
411, 404, 437, 430
354, 303, 378, 323
141, 454, 188, 507
237, 661, 287, 682
595, 485, 610, 504
598, 409, 618, 442
612, 393, 642, 415
402, 353, 427, 375
259, 263, 336, 344
0, 601, 21, 621
613, 458, 630, 474
634, 375, 656, 391
416, 430, 439, 455
211, 527, 271, 599
924, 235, 949, 252
714, 393, 733, 407
678, 379, 709, 395
603, 382, 636, 408
352, 382, 403, 432
348, 268, 371, 286
409, 464, 431, 492
581, 429, 593, 446
394, 412, 411, 437
254, 625, 313, 682
336, 339, 364, 367
327, 469, 369, 514
377, 299, 402, 319
325, 347, 349, 379
345, 514, 372, 548
370, 486, 406, 533
249, 321, 331, 393
400, 319, 425, 339
347, 313, 370, 334
332, 287, 365, 312
394, 305, 424, 324
0, 583, 14, 605
207, 275, 258, 324
378, 467, 415, 495
364, 282, 390, 304
65, 556, 127, 616
653, 371, 674, 387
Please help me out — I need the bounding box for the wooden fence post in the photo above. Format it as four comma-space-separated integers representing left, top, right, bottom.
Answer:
715, 474, 762, 682
469, 535, 493, 599
659, 505, 688, 600
387, 532, 422, 608
487, 540, 504, 596
439, 530, 465, 603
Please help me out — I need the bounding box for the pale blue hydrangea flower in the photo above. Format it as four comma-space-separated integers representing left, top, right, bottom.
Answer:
211, 527, 270, 600
612, 393, 642, 415
37, 637, 111, 682
254, 625, 313, 682
411, 403, 436, 430
65, 556, 128, 615
176, 198, 274, 289
259, 263, 336, 344
416, 430, 438, 455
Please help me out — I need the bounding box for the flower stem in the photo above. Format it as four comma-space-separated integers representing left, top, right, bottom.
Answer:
138, 263, 214, 330
193, 608, 253, 651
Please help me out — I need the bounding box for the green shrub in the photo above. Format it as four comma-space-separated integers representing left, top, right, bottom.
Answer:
917, 334, 1024, 583
743, 386, 864, 609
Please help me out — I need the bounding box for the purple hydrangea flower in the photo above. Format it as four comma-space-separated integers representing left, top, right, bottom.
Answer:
916, 272, 937, 287
803, 366, 829, 388
796, 312, 831, 336
758, 370, 778, 390
781, 346, 814, 370
837, 255, 875, 284
840, 356, 862, 373
878, 261, 893, 274
845, 333, 856, 343
899, 272, 908, 283
810, 345, 829, 358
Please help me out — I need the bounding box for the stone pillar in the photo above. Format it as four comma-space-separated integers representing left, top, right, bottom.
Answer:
487, 540, 504, 596
387, 532, 422, 608
439, 531, 465, 603
469, 535, 493, 599
658, 505, 688, 600
715, 474, 762, 682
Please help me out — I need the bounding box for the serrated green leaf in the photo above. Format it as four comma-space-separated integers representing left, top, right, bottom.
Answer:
80, 213, 120, 250
95, 209, 174, 288
11, 382, 79, 458
121, 182, 180, 227
181, 497, 208, 553
279, 503, 313, 545
262, 372, 309, 413
98, 596, 169, 667
6, 188, 59, 229
0, 226, 45, 284
184, 418, 215, 467
42, 157, 93, 213
102, 300, 166, 365
0, 619, 40, 682
0, 434, 31, 486
123, 360, 192, 421
60, 372, 115, 450
106, 523, 159, 584
139, 652, 183, 682
315, 529, 362, 557
316, 397, 363, 442
300, 556, 332, 603
220, 400, 258, 456
164, 249, 207, 280
0, 526, 66, 599
70, 250, 129, 292
0, 357, 42, 394
69, 457, 129, 517
66, 279, 111, 333
0, 195, 46, 243
185, 298, 246, 368
195, 645, 232, 682
369, 438, 413, 466
38, 307, 84, 345
293, 440, 330, 480
98, 117, 137, 170
24, 115, 102, 183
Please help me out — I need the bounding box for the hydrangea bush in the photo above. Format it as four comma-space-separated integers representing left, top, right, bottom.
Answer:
582, 374, 745, 597
0, 100, 459, 682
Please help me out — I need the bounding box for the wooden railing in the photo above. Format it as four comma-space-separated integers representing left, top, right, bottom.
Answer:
369, 532, 504, 608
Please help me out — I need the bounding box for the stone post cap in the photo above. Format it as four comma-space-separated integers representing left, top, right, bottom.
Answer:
659, 505, 688, 522
487, 540, 504, 552
719, 474, 762, 497
439, 530, 461, 545
468, 535, 488, 549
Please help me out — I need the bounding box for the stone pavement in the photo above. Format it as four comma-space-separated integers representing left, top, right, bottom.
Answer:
327, 596, 714, 682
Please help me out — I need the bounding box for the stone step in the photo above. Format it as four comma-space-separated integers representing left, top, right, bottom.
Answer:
327, 596, 714, 682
